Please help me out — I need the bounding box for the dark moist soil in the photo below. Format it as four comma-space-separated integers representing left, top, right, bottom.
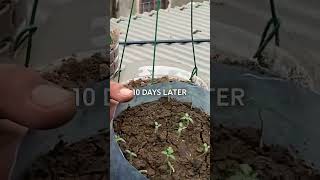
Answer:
41, 53, 109, 90
212, 124, 320, 180
25, 132, 109, 180
114, 98, 210, 180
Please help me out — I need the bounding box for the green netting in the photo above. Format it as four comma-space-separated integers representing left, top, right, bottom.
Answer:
254, 0, 280, 59
117, 0, 199, 83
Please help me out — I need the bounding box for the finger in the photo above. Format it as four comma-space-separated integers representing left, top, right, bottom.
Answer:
110, 81, 133, 102
0, 64, 76, 129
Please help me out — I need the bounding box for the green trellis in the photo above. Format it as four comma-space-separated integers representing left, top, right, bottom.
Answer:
254, 0, 281, 59
117, 0, 198, 83
14, 0, 39, 67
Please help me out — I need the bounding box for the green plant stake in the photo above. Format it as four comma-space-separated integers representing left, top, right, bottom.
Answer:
125, 150, 137, 163
180, 113, 194, 126
177, 122, 187, 137
154, 121, 162, 134
115, 135, 126, 143
227, 164, 259, 180
161, 147, 176, 175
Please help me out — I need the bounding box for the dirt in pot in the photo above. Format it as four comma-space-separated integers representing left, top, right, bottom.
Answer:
25, 131, 109, 180
41, 53, 109, 90
212, 124, 320, 180
113, 98, 210, 180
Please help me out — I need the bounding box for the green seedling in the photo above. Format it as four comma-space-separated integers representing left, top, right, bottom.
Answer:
227, 164, 258, 180
180, 113, 194, 126
154, 121, 162, 134
115, 135, 126, 143
177, 122, 187, 137
199, 143, 210, 156
125, 150, 137, 163
161, 147, 176, 175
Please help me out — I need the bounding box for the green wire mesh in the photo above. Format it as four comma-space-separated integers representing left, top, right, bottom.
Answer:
254, 0, 280, 59
117, 0, 199, 83
189, 0, 198, 81
117, 0, 135, 82
13, 0, 39, 67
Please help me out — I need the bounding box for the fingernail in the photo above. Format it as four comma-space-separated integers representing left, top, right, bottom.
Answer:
120, 88, 133, 96
31, 85, 74, 107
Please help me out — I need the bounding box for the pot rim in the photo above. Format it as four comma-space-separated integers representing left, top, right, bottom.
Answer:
122, 66, 209, 90
0, 39, 11, 54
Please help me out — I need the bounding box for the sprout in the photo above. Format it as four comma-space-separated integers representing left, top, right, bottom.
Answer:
180, 113, 194, 126
115, 135, 126, 143
125, 150, 137, 163
154, 121, 162, 134
161, 147, 176, 175
201, 143, 210, 154
227, 164, 258, 180
177, 122, 187, 137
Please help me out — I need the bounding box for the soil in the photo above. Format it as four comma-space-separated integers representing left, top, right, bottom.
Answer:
25, 131, 109, 180
113, 98, 210, 180
212, 124, 320, 180
41, 53, 109, 90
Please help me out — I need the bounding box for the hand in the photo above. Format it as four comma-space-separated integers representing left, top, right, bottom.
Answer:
110, 81, 134, 119
0, 64, 76, 179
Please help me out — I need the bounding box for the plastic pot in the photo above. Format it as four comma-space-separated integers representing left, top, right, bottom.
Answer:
213, 64, 320, 171
110, 51, 119, 78
121, 66, 209, 90
0, 0, 27, 40
110, 28, 120, 77
0, 38, 12, 56
0, 1, 14, 37
13, 0, 28, 33
110, 81, 210, 180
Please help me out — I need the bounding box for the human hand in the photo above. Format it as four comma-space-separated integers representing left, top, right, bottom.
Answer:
0, 64, 76, 179
110, 81, 134, 120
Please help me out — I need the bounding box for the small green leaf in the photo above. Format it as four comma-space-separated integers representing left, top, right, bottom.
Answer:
239, 164, 253, 175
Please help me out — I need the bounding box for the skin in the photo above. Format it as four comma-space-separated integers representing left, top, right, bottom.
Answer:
0, 64, 133, 179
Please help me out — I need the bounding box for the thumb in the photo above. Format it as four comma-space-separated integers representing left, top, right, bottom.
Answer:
0, 64, 76, 129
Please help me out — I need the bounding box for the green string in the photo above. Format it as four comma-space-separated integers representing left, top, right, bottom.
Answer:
151, 0, 161, 84
24, 0, 39, 67
254, 0, 280, 59
189, 0, 198, 81
117, 0, 135, 83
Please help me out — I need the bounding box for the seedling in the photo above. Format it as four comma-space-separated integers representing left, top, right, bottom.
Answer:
154, 121, 162, 134
227, 164, 258, 180
180, 113, 194, 126
199, 143, 210, 156
115, 135, 126, 143
125, 150, 137, 163
161, 147, 176, 175
177, 122, 187, 137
